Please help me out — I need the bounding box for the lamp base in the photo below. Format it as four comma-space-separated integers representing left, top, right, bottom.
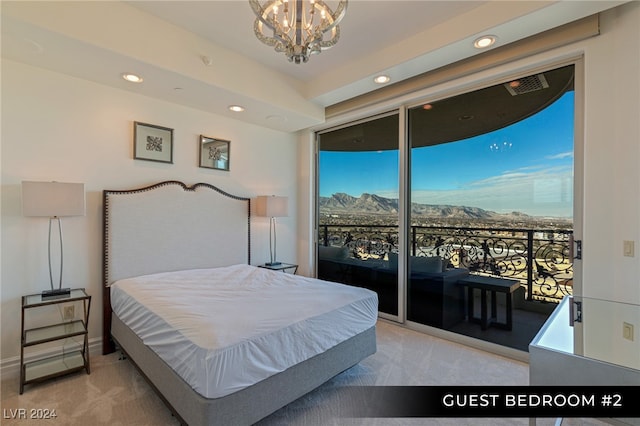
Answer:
265, 261, 282, 266
42, 288, 71, 300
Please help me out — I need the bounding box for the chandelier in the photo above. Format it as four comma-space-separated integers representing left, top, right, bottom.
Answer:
249, 0, 348, 64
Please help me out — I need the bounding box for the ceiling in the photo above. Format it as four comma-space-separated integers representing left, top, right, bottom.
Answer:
1, 1, 626, 132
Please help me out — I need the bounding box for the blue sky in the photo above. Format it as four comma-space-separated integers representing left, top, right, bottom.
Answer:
319, 92, 574, 218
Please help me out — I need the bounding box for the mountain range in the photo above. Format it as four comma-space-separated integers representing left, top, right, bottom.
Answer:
319, 193, 534, 220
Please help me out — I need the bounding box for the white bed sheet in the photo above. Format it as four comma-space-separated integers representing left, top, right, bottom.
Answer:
110, 264, 378, 399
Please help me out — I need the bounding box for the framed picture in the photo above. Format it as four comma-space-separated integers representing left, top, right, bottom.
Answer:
199, 135, 230, 171
133, 121, 173, 163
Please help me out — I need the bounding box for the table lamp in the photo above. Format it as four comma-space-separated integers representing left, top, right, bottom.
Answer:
256, 195, 288, 266
22, 181, 86, 299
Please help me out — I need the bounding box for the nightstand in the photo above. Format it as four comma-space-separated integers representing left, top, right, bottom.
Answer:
258, 263, 298, 274
20, 288, 91, 394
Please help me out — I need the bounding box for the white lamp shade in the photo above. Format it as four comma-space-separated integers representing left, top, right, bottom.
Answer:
256, 195, 288, 218
22, 181, 86, 217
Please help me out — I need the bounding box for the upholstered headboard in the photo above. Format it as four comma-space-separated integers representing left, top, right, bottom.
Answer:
102, 181, 250, 353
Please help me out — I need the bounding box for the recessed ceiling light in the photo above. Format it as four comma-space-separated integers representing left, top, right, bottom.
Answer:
229, 105, 245, 112
122, 73, 143, 83
374, 75, 390, 84
422, 104, 433, 110
473, 35, 497, 49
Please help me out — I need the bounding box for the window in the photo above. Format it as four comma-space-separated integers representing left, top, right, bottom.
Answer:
408, 65, 575, 350
317, 64, 576, 352
317, 113, 400, 316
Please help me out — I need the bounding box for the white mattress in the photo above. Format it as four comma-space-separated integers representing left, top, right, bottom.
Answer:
110, 264, 378, 399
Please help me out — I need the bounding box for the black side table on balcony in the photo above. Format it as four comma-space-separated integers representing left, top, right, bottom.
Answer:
458, 275, 520, 331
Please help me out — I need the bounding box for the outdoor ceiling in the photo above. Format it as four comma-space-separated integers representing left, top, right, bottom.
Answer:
410, 65, 575, 148
0, 1, 626, 133
318, 65, 574, 152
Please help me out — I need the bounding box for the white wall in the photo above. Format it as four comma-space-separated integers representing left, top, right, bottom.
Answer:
0, 60, 298, 363
580, 2, 640, 305
579, 2, 640, 369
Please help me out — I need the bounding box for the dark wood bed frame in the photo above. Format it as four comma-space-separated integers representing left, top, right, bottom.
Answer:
101, 180, 376, 425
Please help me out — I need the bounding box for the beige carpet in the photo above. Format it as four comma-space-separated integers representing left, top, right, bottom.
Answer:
1, 321, 607, 426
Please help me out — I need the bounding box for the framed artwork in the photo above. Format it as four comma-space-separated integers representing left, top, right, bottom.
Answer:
199, 135, 230, 171
133, 121, 173, 163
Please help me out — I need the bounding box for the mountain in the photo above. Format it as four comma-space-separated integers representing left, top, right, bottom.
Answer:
320, 193, 399, 214
319, 192, 531, 220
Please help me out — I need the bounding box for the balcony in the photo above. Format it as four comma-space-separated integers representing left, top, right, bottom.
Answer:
319, 223, 574, 304
318, 223, 573, 351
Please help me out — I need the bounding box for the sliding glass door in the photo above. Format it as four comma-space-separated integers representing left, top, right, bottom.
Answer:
316, 113, 400, 317
316, 64, 578, 353
407, 65, 576, 350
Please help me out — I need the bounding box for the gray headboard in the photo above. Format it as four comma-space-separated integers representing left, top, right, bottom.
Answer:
102, 181, 250, 353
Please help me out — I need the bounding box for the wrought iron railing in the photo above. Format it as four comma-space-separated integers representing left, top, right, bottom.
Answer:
319, 224, 573, 302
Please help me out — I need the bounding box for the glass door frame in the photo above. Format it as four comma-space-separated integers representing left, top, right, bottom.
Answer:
401, 58, 583, 350
313, 57, 584, 356
314, 110, 403, 322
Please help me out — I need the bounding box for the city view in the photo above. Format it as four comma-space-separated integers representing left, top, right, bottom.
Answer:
318, 196, 574, 307
319, 192, 573, 230
318, 87, 575, 304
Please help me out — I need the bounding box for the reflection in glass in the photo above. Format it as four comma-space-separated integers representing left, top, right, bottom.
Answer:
200, 135, 230, 171
317, 113, 400, 316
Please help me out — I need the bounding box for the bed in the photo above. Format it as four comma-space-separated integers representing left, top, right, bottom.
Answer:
102, 181, 377, 425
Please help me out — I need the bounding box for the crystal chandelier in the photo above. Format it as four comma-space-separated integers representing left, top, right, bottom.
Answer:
249, 0, 348, 64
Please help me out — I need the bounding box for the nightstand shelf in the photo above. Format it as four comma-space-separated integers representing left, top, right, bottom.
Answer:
24, 351, 86, 383
20, 288, 91, 394
24, 320, 87, 346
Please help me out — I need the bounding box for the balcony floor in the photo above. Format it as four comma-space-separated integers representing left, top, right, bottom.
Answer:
447, 298, 553, 352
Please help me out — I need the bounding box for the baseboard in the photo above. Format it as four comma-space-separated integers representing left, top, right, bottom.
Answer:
1, 337, 103, 380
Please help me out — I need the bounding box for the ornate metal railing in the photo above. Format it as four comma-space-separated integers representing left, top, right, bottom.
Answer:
319, 224, 573, 302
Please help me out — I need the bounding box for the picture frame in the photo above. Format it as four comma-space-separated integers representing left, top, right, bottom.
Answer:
133, 121, 173, 164
199, 135, 230, 171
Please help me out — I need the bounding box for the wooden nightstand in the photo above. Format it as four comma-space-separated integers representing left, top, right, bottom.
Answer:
20, 288, 91, 394
258, 263, 298, 274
